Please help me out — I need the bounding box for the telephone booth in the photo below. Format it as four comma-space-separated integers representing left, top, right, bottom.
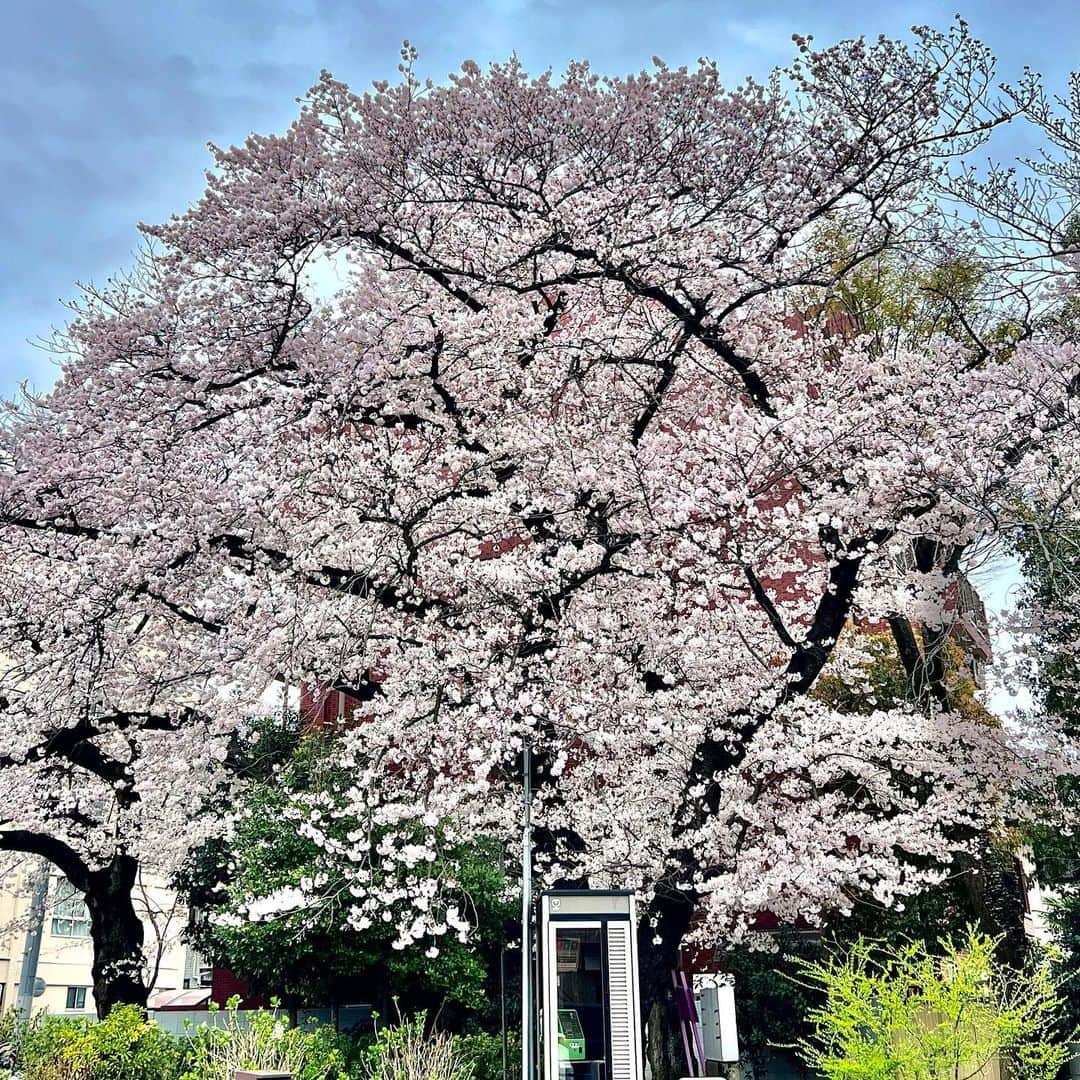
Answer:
538, 890, 644, 1080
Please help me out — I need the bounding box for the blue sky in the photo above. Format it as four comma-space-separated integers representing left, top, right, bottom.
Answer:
3, 0, 1078, 399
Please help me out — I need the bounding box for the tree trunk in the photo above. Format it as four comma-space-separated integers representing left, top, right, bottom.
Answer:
638, 891, 696, 1080
83, 853, 149, 1017
956, 836, 1029, 969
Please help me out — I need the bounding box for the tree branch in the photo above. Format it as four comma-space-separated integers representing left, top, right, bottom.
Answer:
0, 829, 92, 891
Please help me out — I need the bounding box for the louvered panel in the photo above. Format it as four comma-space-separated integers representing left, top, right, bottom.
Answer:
606, 923, 637, 1080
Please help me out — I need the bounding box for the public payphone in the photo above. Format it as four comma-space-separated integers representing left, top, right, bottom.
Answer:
539, 891, 644, 1080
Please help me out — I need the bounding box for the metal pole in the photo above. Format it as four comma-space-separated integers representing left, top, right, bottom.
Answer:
521, 738, 533, 1080
15, 859, 50, 1020
500, 944, 508, 1080
498, 841, 509, 1080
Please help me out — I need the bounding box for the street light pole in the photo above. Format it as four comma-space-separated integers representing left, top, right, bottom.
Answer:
521, 737, 534, 1080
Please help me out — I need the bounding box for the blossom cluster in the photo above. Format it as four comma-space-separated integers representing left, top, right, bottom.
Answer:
1, 26, 1078, 952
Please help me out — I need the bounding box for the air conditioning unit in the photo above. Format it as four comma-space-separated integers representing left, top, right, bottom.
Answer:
694, 981, 739, 1063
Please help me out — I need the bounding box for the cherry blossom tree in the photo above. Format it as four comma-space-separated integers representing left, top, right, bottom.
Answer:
2, 22, 1079, 1048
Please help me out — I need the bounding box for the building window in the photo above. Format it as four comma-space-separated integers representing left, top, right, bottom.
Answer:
51, 878, 91, 938
65, 986, 87, 1010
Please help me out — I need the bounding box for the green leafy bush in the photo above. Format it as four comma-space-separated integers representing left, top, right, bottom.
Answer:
454, 1031, 518, 1080
0, 1009, 17, 1077
6, 1001, 488, 1080
182, 731, 516, 1026
66, 1006, 182, 1080
15, 1012, 94, 1080
794, 926, 1073, 1080
359, 1010, 474, 1080
14, 1007, 180, 1080
180, 995, 350, 1080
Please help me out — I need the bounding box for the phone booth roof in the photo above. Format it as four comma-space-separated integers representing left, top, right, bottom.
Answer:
540, 890, 635, 918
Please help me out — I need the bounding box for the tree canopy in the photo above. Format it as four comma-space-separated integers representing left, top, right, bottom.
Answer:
182, 728, 515, 1024
3, 23, 1080, 1021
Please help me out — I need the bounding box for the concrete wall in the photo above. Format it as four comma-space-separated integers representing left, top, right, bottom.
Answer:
151, 1009, 257, 1037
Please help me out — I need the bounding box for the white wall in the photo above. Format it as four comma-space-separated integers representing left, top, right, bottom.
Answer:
0, 860, 196, 1017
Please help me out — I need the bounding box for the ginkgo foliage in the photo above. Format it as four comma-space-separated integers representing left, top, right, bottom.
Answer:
1, 24, 1079, 1025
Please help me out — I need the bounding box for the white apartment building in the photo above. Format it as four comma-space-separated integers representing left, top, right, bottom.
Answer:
0, 857, 200, 1017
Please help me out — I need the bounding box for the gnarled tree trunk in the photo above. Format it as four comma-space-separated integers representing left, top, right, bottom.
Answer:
638, 890, 696, 1080
84, 853, 149, 1017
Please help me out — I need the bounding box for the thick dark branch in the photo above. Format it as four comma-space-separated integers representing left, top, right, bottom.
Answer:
0, 710, 187, 794
888, 614, 925, 685
2, 514, 101, 540
892, 539, 962, 710
208, 532, 445, 617
678, 523, 894, 850
0, 718, 126, 785
142, 589, 224, 635
545, 241, 776, 417
355, 230, 486, 313
783, 526, 893, 696
888, 613, 951, 712
0, 829, 92, 890
630, 331, 686, 446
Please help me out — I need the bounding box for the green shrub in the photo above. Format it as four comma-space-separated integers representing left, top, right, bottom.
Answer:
359, 1010, 474, 1080
14, 1007, 180, 1080
64, 1006, 182, 1080
15, 1012, 93, 1080
180, 995, 350, 1080
0, 1009, 17, 1075
794, 926, 1074, 1080
454, 1031, 518, 1080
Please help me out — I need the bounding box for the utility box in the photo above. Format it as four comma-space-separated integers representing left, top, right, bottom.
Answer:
539, 890, 644, 1080
695, 980, 740, 1064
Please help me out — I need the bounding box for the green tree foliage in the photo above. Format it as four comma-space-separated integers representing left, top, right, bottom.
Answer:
721, 850, 1030, 1080
1014, 527, 1080, 743
1012, 518, 1080, 1031
180, 729, 517, 1028
812, 631, 990, 723
1058, 212, 1080, 253
1004, 483, 1080, 1045
810, 224, 1022, 359
0, 1011, 17, 1077
1010, 523, 1080, 898
794, 928, 1071, 1080
1042, 895, 1080, 1043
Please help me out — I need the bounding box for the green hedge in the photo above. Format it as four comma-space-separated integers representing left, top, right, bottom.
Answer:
2, 1003, 514, 1080
14, 1006, 181, 1080
454, 1031, 519, 1080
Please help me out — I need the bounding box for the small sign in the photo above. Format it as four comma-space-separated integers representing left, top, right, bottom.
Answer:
556, 935, 580, 972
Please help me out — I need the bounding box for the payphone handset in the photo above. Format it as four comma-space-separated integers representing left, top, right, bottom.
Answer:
557, 1009, 586, 1061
